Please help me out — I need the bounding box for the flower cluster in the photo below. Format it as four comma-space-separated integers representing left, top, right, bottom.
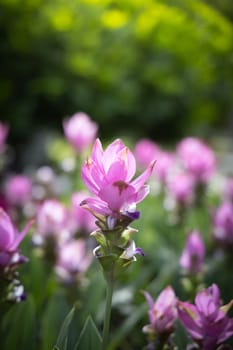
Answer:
178, 284, 233, 350
134, 136, 217, 215
143, 284, 233, 350
33, 197, 93, 283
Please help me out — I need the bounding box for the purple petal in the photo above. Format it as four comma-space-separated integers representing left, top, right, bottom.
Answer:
135, 247, 145, 256
178, 301, 203, 340
126, 210, 140, 220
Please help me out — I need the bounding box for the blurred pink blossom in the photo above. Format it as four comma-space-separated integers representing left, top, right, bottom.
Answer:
180, 231, 205, 274
177, 137, 216, 183
155, 151, 176, 183
36, 199, 68, 236
5, 175, 32, 206
167, 172, 194, 205
63, 112, 98, 153
134, 138, 160, 170
55, 239, 92, 282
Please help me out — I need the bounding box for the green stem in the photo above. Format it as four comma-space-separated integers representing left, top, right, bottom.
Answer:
102, 275, 114, 350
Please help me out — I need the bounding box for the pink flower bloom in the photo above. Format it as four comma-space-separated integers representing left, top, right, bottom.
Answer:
5, 175, 32, 206
180, 231, 205, 274
143, 286, 177, 335
81, 138, 155, 220
0, 208, 32, 268
70, 191, 96, 233
177, 137, 216, 183
213, 201, 233, 245
63, 112, 98, 153
167, 172, 194, 205
0, 122, 9, 152
134, 138, 160, 170
55, 239, 92, 282
36, 199, 68, 236
178, 284, 233, 349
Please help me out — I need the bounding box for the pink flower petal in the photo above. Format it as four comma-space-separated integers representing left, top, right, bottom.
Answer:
9, 220, 34, 251
81, 197, 111, 216
131, 160, 156, 192
98, 182, 136, 211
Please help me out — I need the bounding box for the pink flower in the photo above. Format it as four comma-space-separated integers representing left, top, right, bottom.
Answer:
167, 171, 194, 205
134, 138, 160, 170
5, 175, 32, 206
36, 199, 68, 236
180, 231, 205, 274
55, 239, 92, 282
178, 284, 233, 349
155, 151, 176, 184
70, 191, 96, 233
81, 138, 155, 220
63, 112, 98, 153
0, 208, 32, 268
143, 286, 177, 335
213, 201, 233, 245
0, 122, 9, 152
177, 137, 216, 183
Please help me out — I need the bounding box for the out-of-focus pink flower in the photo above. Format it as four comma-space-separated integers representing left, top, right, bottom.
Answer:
167, 172, 194, 205
178, 284, 233, 349
0, 208, 32, 268
134, 138, 160, 170
36, 199, 68, 236
213, 201, 233, 245
177, 137, 216, 183
63, 112, 98, 153
5, 175, 32, 206
81, 138, 155, 221
0, 122, 9, 152
70, 191, 96, 233
55, 239, 92, 282
180, 231, 205, 274
143, 286, 177, 335
155, 151, 176, 183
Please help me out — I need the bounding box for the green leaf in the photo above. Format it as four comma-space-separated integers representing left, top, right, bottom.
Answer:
75, 316, 102, 350
54, 305, 76, 350
2, 296, 37, 350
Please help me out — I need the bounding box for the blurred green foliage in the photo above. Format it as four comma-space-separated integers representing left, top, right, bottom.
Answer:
0, 0, 233, 142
